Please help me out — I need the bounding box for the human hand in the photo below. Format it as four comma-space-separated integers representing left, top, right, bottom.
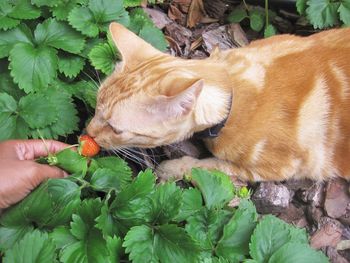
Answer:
0, 139, 69, 209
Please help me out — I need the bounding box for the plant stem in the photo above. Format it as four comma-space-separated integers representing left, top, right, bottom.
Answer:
265, 0, 269, 26
242, 0, 249, 11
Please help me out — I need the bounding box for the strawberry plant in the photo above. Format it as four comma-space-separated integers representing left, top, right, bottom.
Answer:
0, 0, 167, 141
297, 0, 350, 29
0, 147, 329, 262
227, 0, 277, 38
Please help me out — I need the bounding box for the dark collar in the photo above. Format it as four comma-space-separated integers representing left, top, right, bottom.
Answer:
192, 95, 232, 139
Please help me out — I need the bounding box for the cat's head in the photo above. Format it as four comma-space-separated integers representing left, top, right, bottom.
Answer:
86, 23, 205, 149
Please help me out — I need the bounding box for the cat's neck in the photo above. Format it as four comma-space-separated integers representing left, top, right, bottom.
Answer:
193, 84, 232, 132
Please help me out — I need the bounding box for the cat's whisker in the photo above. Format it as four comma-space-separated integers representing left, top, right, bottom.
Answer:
117, 147, 150, 168
94, 69, 102, 86
127, 147, 158, 164
80, 70, 100, 89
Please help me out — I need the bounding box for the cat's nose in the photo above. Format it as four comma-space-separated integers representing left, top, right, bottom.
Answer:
86, 119, 98, 138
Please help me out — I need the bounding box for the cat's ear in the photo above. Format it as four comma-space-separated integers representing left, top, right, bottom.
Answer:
109, 22, 163, 67
152, 80, 203, 118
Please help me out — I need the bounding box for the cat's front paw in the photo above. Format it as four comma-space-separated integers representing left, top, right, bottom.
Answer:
155, 156, 195, 182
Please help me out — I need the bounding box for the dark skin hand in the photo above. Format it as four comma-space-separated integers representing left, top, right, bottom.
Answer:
0, 140, 69, 209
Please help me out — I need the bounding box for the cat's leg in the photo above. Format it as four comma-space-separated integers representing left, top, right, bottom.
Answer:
156, 156, 250, 184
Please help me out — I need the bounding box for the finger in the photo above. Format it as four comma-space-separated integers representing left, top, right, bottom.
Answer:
15, 140, 71, 160
29, 163, 67, 188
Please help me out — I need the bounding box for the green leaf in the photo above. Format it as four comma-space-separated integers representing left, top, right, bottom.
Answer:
58, 54, 85, 78
228, 6, 248, 23
30, 86, 79, 139
191, 169, 234, 210
7, 0, 41, 20
68, 6, 99, 37
288, 226, 309, 244
49, 226, 77, 249
61, 80, 98, 108
95, 204, 121, 238
0, 2, 19, 30
129, 8, 167, 51
88, 0, 130, 30
0, 114, 18, 140
249, 215, 291, 263
61, 199, 110, 263
216, 200, 258, 261
50, 0, 80, 20
306, 0, 340, 29
0, 91, 20, 140
70, 199, 103, 239
124, 224, 200, 263
268, 243, 329, 263
0, 71, 25, 100
19, 93, 58, 129
123, 225, 159, 263
0, 25, 33, 58
147, 182, 182, 224
296, 0, 307, 15
338, 1, 350, 25
31, 0, 61, 7
95, 156, 132, 178
88, 42, 117, 74
123, 0, 142, 7
68, 0, 129, 37
175, 188, 203, 222
106, 235, 123, 263
9, 43, 57, 93
91, 168, 128, 192
0, 92, 17, 116
139, 25, 168, 51
34, 18, 85, 54
0, 225, 33, 251
0, 16, 20, 31
3, 230, 56, 263
80, 37, 104, 58
155, 224, 200, 263
112, 169, 155, 228
0, 178, 81, 228
185, 208, 232, 251
264, 24, 277, 38
249, 10, 265, 32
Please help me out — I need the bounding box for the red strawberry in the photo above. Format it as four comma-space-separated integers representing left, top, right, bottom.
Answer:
78, 135, 100, 157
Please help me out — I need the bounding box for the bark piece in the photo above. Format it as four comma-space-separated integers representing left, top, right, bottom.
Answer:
164, 22, 192, 54
284, 179, 314, 191
278, 203, 307, 227
187, 0, 206, 28
202, 24, 241, 53
325, 247, 348, 263
325, 178, 350, 219
143, 7, 172, 29
310, 217, 343, 249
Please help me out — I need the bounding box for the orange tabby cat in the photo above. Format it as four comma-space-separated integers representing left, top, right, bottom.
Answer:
87, 22, 350, 182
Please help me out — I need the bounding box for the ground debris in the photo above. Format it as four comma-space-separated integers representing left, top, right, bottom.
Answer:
310, 217, 343, 249
325, 178, 350, 219
251, 182, 290, 214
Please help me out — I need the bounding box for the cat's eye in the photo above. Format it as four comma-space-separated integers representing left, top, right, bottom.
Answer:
107, 122, 123, 135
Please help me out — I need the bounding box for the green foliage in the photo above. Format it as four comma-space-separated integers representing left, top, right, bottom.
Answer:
0, 159, 329, 262
227, 1, 277, 38
296, 0, 350, 29
0, 0, 167, 141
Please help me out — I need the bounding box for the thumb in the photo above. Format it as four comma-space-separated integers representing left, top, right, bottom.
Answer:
29, 163, 67, 188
